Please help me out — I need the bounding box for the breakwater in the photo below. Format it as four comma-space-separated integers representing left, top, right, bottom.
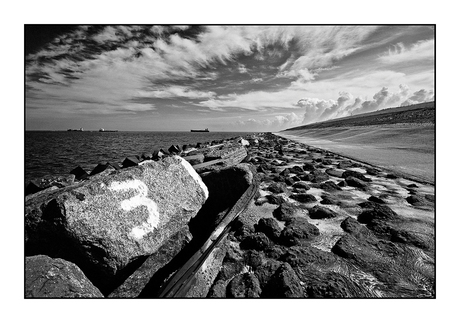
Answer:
25, 132, 435, 298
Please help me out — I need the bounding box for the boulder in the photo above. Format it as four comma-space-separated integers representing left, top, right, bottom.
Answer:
279, 218, 319, 246
240, 232, 272, 251
122, 156, 141, 168
227, 272, 262, 298
292, 182, 310, 190
26, 174, 76, 196
303, 163, 316, 171
183, 153, 205, 166
266, 194, 285, 205
357, 202, 400, 224
263, 263, 303, 297
280, 245, 337, 267
273, 202, 302, 221
168, 145, 182, 155
368, 195, 386, 204
308, 205, 339, 219
342, 170, 371, 182
69, 166, 88, 180
320, 194, 341, 205
345, 176, 368, 189
291, 193, 317, 203
254, 218, 282, 241
254, 259, 283, 288
25, 255, 103, 298
289, 166, 304, 175
320, 181, 342, 191
267, 182, 288, 194
90, 162, 119, 176
325, 168, 343, 178
406, 195, 427, 207
25, 156, 208, 294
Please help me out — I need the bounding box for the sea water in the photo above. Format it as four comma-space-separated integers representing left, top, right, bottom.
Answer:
25, 131, 254, 184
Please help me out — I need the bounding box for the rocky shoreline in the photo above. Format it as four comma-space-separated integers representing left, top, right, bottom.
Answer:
25, 132, 434, 298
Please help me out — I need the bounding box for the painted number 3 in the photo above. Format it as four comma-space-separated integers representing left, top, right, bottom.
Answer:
109, 179, 160, 240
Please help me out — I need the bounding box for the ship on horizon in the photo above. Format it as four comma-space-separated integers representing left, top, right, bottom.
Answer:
190, 128, 209, 132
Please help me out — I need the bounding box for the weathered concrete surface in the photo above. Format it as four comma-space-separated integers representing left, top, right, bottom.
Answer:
25, 255, 103, 298
25, 156, 208, 294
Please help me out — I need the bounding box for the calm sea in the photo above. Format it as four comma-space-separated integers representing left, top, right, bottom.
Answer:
25, 131, 255, 184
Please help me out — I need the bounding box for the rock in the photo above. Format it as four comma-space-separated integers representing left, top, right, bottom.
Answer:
308, 205, 338, 219
304, 271, 360, 298
26, 174, 76, 196
386, 173, 398, 179
280, 168, 290, 177
284, 177, 295, 186
183, 153, 204, 166
357, 202, 400, 224
208, 279, 228, 298
25, 255, 103, 298
244, 250, 265, 268
254, 259, 283, 288
366, 168, 380, 176
407, 183, 418, 188
267, 182, 288, 194
273, 202, 301, 221
289, 166, 304, 175
227, 273, 262, 298
342, 170, 371, 182
240, 232, 272, 251
108, 229, 192, 298
168, 145, 182, 155
266, 194, 285, 205
69, 166, 88, 180
217, 260, 246, 281
320, 181, 342, 191
141, 152, 153, 160
280, 245, 337, 267
320, 194, 340, 205
254, 218, 282, 241
425, 194, 435, 203
338, 161, 353, 169
122, 156, 141, 168
291, 193, 317, 203
325, 169, 343, 178
25, 156, 208, 294
270, 174, 285, 183
310, 170, 330, 183
345, 176, 368, 189
152, 148, 166, 160
339, 216, 374, 239
279, 218, 319, 246
263, 263, 303, 297
264, 245, 288, 260
368, 195, 386, 204
390, 228, 431, 250
90, 162, 119, 176
406, 195, 427, 206
303, 163, 316, 171
337, 180, 347, 187
292, 182, 310, 190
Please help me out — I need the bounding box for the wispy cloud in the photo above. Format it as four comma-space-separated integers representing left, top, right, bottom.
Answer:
378, 39, 434, 64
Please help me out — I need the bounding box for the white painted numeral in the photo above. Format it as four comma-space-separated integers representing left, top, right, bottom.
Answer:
109, 179, 159, 240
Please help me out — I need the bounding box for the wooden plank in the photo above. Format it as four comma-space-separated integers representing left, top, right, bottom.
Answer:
158, 184, 257, 297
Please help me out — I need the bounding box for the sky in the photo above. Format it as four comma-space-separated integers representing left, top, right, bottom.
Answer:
25, 25, 434, 131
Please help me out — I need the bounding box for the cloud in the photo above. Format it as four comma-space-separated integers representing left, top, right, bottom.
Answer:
136, 86, 216, 99
238, 64, 248, 74
299, 85, 434, 124
234, 112, 303, 131
378, 39, 434, 64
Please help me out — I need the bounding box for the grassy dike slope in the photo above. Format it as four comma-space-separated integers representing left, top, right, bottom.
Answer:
279, 102, 435, 183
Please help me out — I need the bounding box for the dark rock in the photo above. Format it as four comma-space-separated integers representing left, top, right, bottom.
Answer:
407, 183, 418, 188
89, 162, 119, 176
292, 182, 310, 190
26, 174, 76, 196
425, 194, 435, 203
289, 166, 304, 175
254, 218, 282, 241
280, 245, 337, 267
339, 216, 373, 239
407, 189, 418, 195
338, 161, 353, 169
240, 232, 272, 251
279, 218, 319, 246
342, 170, 371, 182
390, 228, 431, 250
280, 168, 290, 177
309, 205, 339, 219
266, 194, 285, 205
267, 182, 288, 194
264, 245, 288, 260
291, 193, 317, 203
273, 202, 301, 221
168, 145, 182, 155
325, 168, 343, 178
291, 175, 301, 182
227, 273, 262, 298
320, 194, 340, 205
368, 195, 386, 204
208, 280, 228, 298
26, 255, 103, 298
270, 174, 285, 183
357, 202, 400, 223
69, 166, 88, 180
386, 173, 398, 179
152, 148, 166, 160
320, 181, 342, 191
122, 156, 140, 168
337, 180, 347, 187
303, 163, 316, 171
365, 168, 380, 176
244, 250, 264, 268
304, 271, 360, 298
284, 177, 295, 186
254, 259, 283, 288
345, 176, 368, 189
263, 263, 303, 297
299, 173, 313, 181
25, 180, 43, 195
141, 152, 153, 160
310, 170, 330, 183
217, 260, 245, 281
406, 195, 427, 206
